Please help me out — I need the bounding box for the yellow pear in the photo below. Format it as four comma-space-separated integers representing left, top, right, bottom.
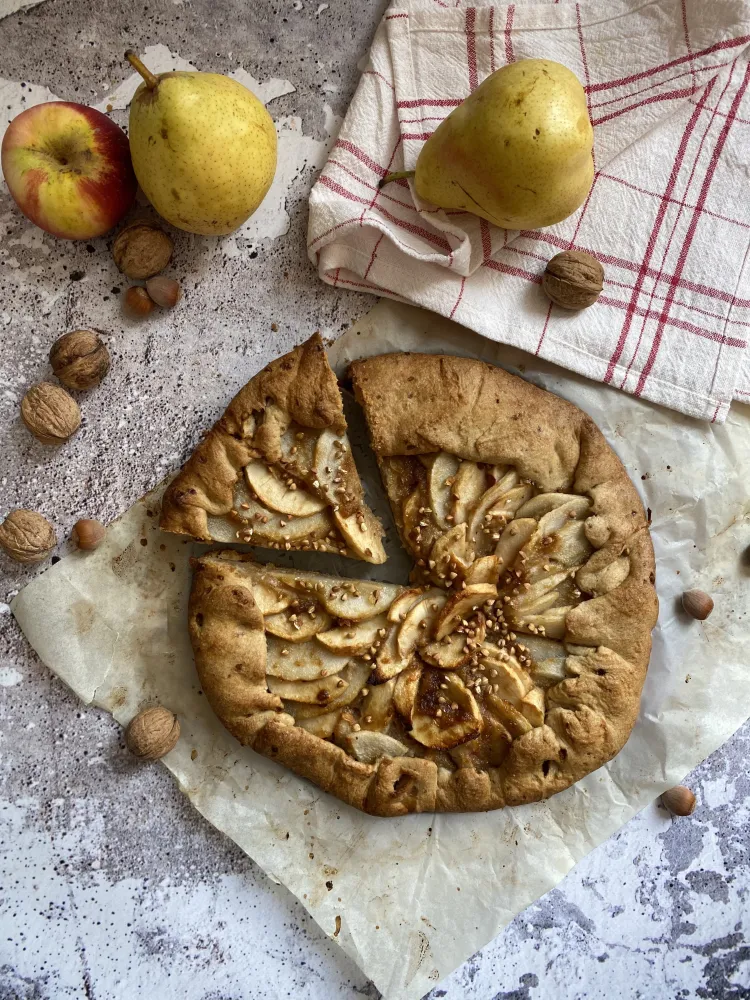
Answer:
412, 59, 593, 231
125, 51, 277, 235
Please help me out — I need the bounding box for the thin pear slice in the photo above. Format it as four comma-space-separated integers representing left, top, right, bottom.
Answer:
267, 672, 347, 705
279, 424, 317, 469
481, 651, 533, 702
264, 604, 332, 642
297, 710, 340, 739
516, 606, 572, 640
359, 678, 396, 730
235, 498, 334, 544
244, 460, 327, 516
316, 614, 389, 655
266, 636, 351, 681
495, 517, 536, 571
468, 482, 534, 549
465, 554, 500, 585
434, 583, 497, 640
291, 662, 370, 717
342, 730, 412, 764
387, 588, 425, 623
430, 522, 473, 580
319, 580, 401, 621
420, 632, 470, 670
397, 590, 448, 658
537, 498, 592, 536
517, 634, 568, 687
401, 486, 436, 556
371, 626, 413, 683
428, 452, 460, 528
311, 430, 386, 563
334, 508, 386, 563
450, 461, 487, 524
251, 580, 296, 616
515, 569, 570, 607
514, 590, 561, 619
393, 663, 422, 724
411, 670, 482, 750
519, 688, 546, 727
516, 493, 586, 520
486, 694, 533, 738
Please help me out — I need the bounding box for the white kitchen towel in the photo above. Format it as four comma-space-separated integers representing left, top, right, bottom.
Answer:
308, 0, 750, 423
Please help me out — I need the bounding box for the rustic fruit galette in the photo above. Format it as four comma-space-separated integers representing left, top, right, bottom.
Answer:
174, 344, 658, 816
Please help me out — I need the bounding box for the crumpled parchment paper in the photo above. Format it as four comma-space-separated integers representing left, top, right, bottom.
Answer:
11, 300, 750, 1000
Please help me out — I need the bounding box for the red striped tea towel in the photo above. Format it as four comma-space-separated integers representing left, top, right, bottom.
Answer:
308, 0, 750, 422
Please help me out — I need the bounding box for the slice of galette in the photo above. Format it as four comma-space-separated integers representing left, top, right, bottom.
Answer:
160, 333, 385, 563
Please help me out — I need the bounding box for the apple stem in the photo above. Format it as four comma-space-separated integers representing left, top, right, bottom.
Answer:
379, 170, 416, 189
125, 50, 159, 89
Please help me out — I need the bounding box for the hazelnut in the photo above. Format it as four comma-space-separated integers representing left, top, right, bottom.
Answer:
125, 706, 180, 760
50, 329, 110, 391
21, 382, 81, 445
682, 589, 714, 621
113, 221, 173, 279
124, 285, 154, 318
0, 509, 57, 563
661, 786, 696, 817
542, 250, 604, 310
72, 518, 106, 551
146, 275, 182, 309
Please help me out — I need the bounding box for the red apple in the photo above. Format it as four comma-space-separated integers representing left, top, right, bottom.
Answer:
1, 102, 137, 240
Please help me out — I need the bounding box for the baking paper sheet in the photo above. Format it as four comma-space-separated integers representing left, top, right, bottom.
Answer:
11, 300, 750, 1000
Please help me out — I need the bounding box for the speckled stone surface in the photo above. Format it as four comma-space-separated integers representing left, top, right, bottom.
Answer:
1, 2, 748, 998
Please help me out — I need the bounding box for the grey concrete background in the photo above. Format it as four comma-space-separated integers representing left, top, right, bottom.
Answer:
0, 2, 748, 998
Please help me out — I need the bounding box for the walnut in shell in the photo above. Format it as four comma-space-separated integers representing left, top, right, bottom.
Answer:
21, 383, 81, 445
0, 509, 56, 563
543, 250, 604, 310
113, 221, 173, 279
50, 330, 110, 391
125, 706, 180, 759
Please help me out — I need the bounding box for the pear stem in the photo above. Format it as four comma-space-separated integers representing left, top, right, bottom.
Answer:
125, 50, 159, 89
379, 170, 416, 188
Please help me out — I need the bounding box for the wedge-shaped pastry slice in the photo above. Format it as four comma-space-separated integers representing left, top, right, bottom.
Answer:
161, 333, 385, 563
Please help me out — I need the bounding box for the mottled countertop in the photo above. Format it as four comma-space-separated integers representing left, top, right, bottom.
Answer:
0, 2, 748, 998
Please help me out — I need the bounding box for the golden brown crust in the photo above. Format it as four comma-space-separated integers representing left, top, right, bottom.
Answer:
160, 334, 385, 562
162, 333, 344, 540
187, 351, 658, 816
348, 352, 587, 491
